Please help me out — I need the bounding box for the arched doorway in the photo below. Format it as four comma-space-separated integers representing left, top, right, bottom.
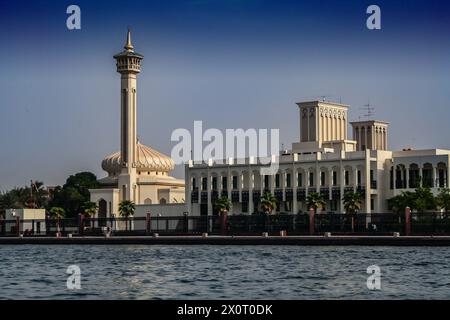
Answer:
98, 199, 107, 227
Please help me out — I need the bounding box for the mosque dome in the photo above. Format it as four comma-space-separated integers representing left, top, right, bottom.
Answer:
102, 142, 175, 175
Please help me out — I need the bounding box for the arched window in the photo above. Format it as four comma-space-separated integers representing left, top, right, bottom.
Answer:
160, 198, 167, 204
144, 198, 152, 205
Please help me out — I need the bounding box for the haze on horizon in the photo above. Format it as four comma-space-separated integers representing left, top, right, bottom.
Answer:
0, 0, 449, 191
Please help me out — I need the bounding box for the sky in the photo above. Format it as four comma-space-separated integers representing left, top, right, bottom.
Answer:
0, 0, 449, 191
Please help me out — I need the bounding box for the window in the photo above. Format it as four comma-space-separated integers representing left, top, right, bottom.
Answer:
320, 172, 326, 186
345, 171, 350, 186
297, 173, 302, 187
264, 175, 270, 189
275, 174, 280, 188
286, 173, 291, 188
371, 198, 374, 211
192, 177, 197, 190
222, 176, 227, 190
242, 202, 248, 213
232, 176, 238, 190
332, 171, 337, 186
202, 177, 207, 191
212, 177, 217, 190
331, 199, 338, 211
309, 172, 314, 187
357, 170, 362, 186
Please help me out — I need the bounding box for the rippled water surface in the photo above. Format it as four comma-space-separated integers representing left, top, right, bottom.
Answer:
1, 245, 450, 299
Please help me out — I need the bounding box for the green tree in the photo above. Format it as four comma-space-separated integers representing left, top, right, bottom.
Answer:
437, 188, 450, 212
260, 192, 277, 215
214, 196, 231, 215
306, 192, 326, 213
342, 191, 362, 214
387, 191, 416, 213
118, 200, 135, 231
414, 187, 437, 212
48, 172, 99, 217
387, 187, 436, 213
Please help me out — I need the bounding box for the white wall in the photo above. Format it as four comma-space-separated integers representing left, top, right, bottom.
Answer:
134, 203, 187, 218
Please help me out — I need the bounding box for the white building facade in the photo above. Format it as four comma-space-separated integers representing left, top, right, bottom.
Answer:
185, 101, 450, 216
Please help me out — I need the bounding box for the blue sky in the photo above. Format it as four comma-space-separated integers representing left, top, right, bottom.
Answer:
0, 0, 449, 190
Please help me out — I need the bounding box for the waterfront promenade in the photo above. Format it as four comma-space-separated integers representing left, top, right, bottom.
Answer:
2, 235, 450, 246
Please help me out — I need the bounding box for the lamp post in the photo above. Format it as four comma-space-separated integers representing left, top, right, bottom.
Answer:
12, 210, 19, 237
157, 213, 162, 232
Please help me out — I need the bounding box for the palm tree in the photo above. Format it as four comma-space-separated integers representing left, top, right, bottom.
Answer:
260, 192, 278, 215
214, 196, 231, 215
305, 192, 326, 213
342, 191, 362, 214
82, 201, 98, 228
342, 191, 362, 232
49, 207, 65, 236
118, 200, 135, 231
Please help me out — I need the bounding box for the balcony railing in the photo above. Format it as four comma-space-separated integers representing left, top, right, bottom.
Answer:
356, 186, 366, 197
285, 188, 293, 201
274, 189, 283, 201
231, 190, 240, 202
297, 188, 306, 200
344, 186, 354, 193
331, 187, 340, 199
200, 191, 208, 204
320, 187, 329, 198
191, 189, 199, 203
241, 190, 249, 202
252, 190, 261, 202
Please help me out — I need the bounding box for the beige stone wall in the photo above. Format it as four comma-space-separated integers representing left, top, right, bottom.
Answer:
298, 101, 349, 144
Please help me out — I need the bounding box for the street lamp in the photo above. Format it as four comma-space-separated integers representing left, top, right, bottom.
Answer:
157, 213, 162, 231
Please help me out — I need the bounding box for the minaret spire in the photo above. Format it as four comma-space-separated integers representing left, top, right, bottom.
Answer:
124, 27, 134, 52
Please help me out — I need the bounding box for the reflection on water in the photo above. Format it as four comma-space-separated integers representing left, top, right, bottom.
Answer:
1, 245, 450, 299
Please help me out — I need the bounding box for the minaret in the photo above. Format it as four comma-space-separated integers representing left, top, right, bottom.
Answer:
113, 29, 144, 201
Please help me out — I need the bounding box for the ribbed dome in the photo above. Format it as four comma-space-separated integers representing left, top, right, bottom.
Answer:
102, 142, 175, 175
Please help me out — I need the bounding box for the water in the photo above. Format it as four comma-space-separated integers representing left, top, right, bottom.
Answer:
1, 245, 450, 299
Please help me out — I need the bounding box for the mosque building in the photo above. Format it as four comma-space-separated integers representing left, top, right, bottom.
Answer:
89, 30, 185, 219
